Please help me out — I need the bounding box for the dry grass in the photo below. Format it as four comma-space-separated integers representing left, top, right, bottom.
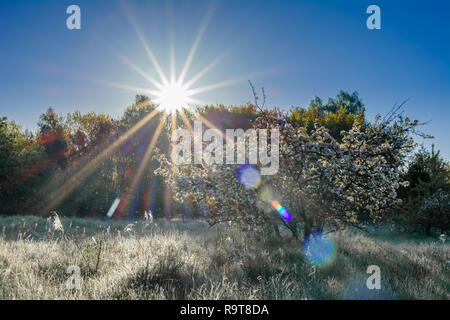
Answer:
0, 215, 448, 300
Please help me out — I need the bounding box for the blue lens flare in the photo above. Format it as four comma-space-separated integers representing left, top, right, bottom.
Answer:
279, 208, 292, 221
237, 164, 261, 189
303, 231, 336, 267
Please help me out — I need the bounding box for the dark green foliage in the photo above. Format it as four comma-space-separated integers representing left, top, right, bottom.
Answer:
0, 117, 50, 215
395, 146, 450, 234
310, 90, 365, 115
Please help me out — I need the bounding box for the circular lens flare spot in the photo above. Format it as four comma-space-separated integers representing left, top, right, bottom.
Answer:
237, 164, 261, 189
303, 231, 336, 267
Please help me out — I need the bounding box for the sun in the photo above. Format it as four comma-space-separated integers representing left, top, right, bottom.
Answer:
43, 4, 274, 218
104, 4, 270, 116
153, 81, 191, 113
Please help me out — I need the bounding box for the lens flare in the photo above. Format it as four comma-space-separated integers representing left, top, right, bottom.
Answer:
237, 164, 261, 189
271, 200, 292, 222
302, 231, 336, 267
106, 198, 121, 218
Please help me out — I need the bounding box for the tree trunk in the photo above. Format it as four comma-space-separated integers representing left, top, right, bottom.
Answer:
273, 224, 281, 238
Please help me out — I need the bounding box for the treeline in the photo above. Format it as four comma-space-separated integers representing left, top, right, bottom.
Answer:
1, 95, 170, 219
0, 92, 448, 234
0, 94, 257, 220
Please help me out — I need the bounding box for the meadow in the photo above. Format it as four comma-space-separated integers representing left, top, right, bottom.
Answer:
0, 215, 448, 300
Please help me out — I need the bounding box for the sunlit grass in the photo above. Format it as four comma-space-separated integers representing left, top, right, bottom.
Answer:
0, 215, 448, 300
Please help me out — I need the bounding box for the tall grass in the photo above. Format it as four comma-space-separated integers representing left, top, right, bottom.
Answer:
0, 215, 448, 299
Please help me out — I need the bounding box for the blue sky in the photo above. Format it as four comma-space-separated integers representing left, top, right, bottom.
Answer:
0, 0, 449, 158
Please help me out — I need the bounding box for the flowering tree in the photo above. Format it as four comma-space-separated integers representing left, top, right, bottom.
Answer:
155, 103, 422, 240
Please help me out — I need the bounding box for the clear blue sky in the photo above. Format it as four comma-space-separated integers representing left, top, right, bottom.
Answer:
0, 0, 449, 158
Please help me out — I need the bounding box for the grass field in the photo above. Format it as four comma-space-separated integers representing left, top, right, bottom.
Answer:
0, 215, 448, 300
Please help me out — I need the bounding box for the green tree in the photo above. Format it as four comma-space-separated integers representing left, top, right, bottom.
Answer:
289, 103, 365, 140
38, 108, 68, 169
310, 90, 365, 114
0, 117, 48, 215
397, 146, 450, 234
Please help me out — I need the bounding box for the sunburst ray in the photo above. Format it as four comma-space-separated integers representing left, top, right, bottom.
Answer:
39, 107, 161, 215
183, 51, 229, 90
116, 114, 168, 218
177, 2, 215, 85
122, 2, 169, 85
111, 49, 164, 90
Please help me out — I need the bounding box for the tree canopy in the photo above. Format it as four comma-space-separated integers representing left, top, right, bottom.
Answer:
0, 91, 447, 237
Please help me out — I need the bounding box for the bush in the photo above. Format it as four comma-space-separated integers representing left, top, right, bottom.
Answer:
395, 146, 450, 235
